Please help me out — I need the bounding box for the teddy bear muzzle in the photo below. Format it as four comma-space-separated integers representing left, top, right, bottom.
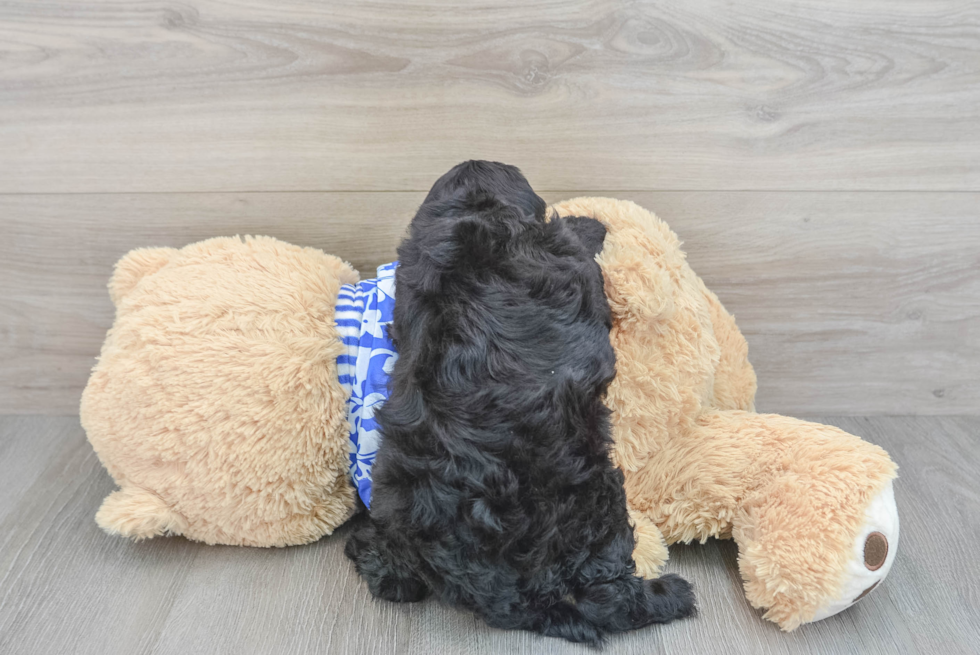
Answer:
810, 480, 900, 623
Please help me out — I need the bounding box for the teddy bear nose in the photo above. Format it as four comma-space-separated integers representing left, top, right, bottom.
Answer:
850, 531, 889, 603
864, 531, 888, 570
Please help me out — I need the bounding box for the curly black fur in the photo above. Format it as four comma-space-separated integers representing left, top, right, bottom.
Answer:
345, 161, 695, 645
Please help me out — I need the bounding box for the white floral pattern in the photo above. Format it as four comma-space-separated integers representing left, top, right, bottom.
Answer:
335, 262, 398, 509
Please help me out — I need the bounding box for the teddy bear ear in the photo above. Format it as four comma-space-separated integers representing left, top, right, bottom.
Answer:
108, 247, 178, 306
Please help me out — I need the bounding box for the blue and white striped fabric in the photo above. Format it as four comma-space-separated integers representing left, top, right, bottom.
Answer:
335, 261, 399, 509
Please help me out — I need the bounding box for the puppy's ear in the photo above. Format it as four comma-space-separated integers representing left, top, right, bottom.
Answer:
563, 216, 607, 257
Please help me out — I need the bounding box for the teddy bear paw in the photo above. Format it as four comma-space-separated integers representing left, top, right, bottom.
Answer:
810, 480, 899, 622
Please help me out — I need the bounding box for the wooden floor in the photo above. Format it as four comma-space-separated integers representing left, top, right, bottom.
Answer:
0, 415, 977, 655
2, 2, 979, 654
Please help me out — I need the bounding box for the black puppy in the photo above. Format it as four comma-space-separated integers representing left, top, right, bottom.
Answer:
345, 161, 695, 644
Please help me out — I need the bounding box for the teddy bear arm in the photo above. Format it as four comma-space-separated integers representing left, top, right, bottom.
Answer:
628, 507, 670, 579
701, 284, 757, 412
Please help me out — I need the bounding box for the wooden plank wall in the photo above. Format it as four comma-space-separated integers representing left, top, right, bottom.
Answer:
1, 0, 978, 415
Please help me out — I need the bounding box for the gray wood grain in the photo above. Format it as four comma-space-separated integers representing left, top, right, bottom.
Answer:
2, 191, 977, 415
1, 415, 978, 654
0, 1, 978, 193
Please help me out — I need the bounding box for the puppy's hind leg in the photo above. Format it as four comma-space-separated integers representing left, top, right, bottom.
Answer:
344, 518, 431, 603
532, 602, 605, 645
633, 573, 696, 625
484, 601, 604, 646
576, 573, 696, 634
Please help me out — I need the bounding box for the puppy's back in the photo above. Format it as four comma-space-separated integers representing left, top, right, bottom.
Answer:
373, 198, 617, 556
347, 161, 694, 644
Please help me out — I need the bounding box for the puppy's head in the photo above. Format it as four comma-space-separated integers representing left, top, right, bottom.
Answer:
422, 160, 546, 222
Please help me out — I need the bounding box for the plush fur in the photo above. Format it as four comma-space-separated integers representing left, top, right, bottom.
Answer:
552, 197, 898, 630
344, 162, 695, 644
78, 189, 899, 632
80, 236, 358, 546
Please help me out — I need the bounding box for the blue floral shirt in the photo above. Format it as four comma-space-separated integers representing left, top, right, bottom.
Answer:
335, 262, 398, 509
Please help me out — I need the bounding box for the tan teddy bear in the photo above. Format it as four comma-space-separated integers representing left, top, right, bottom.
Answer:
552, 197, 899, 630
80, 236, 358, 546
80, 199, 898, 631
